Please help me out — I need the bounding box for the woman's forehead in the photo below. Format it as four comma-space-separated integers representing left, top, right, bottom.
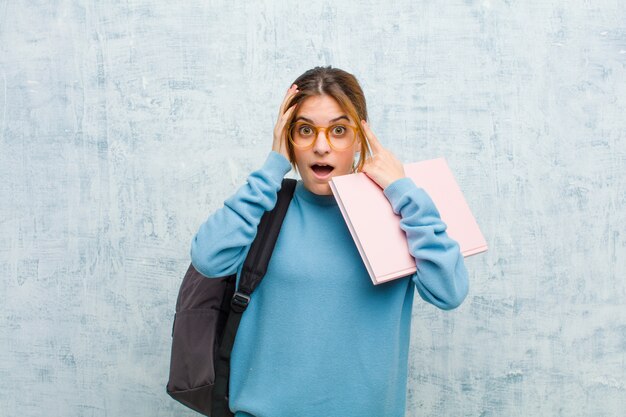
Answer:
296, 95, 351, 123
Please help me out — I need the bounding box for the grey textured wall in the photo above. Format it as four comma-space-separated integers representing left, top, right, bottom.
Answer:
1, 1, 624, 416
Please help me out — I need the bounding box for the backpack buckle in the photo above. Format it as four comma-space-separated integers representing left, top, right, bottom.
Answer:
231, 291, 250, 313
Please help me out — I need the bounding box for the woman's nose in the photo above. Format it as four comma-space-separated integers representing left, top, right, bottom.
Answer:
312, 130, 331, 153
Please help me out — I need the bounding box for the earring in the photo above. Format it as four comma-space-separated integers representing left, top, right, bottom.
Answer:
352, 151, 360, 173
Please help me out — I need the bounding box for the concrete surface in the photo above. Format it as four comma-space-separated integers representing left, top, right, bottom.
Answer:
0, 1, 624, 416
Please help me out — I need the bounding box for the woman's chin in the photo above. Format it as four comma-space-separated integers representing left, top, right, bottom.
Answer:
303, 179, 333, 195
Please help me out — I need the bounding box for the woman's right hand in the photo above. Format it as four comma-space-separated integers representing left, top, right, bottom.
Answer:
272, 84, 299, 160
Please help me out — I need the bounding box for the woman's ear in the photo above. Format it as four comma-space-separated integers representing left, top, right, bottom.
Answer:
353, 135, 362, 153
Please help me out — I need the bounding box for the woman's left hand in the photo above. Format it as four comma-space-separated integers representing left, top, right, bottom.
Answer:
360, 120, 406, 190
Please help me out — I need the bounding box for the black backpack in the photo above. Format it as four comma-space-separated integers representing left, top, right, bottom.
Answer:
166, 178, 297, 416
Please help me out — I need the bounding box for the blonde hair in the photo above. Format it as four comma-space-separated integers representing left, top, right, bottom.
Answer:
283, 66, 369, 173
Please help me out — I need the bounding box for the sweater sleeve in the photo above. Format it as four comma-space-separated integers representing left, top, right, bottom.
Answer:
190, 151, 292, 278
383, 177, 469, 310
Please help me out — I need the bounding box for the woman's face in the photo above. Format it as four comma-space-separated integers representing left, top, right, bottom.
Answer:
291, 94, 360, 195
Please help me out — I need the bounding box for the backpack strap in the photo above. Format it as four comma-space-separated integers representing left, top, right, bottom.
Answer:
235, 177, 297, 304
212, 178, 297, 417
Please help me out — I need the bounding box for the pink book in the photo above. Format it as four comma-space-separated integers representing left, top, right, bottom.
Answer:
329, 157, 487, 285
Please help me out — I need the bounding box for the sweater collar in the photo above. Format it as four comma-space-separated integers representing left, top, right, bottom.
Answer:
295, 181, 338, 207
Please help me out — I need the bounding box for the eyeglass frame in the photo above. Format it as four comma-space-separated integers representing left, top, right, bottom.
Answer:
287, 121, 361, 151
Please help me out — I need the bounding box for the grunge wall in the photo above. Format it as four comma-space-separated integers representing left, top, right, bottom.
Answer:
0, 1, 624, 416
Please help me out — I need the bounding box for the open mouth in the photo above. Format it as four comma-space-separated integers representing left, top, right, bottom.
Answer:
310, 163, 335, 179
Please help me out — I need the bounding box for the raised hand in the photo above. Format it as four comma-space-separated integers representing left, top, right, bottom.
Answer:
360, 120, 406, 190
272, 84, 299, 160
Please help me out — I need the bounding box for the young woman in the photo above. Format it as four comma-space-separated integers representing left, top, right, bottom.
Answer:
191, 66, 469, 417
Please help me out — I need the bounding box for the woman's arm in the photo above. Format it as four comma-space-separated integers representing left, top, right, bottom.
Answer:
383, 177, 469, 310
190, 151, 292, 278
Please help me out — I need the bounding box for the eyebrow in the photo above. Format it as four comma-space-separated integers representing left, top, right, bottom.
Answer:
294, 115, 350, 124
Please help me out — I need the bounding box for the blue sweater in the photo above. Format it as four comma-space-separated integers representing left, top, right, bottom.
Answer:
190, 151, 469, 417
